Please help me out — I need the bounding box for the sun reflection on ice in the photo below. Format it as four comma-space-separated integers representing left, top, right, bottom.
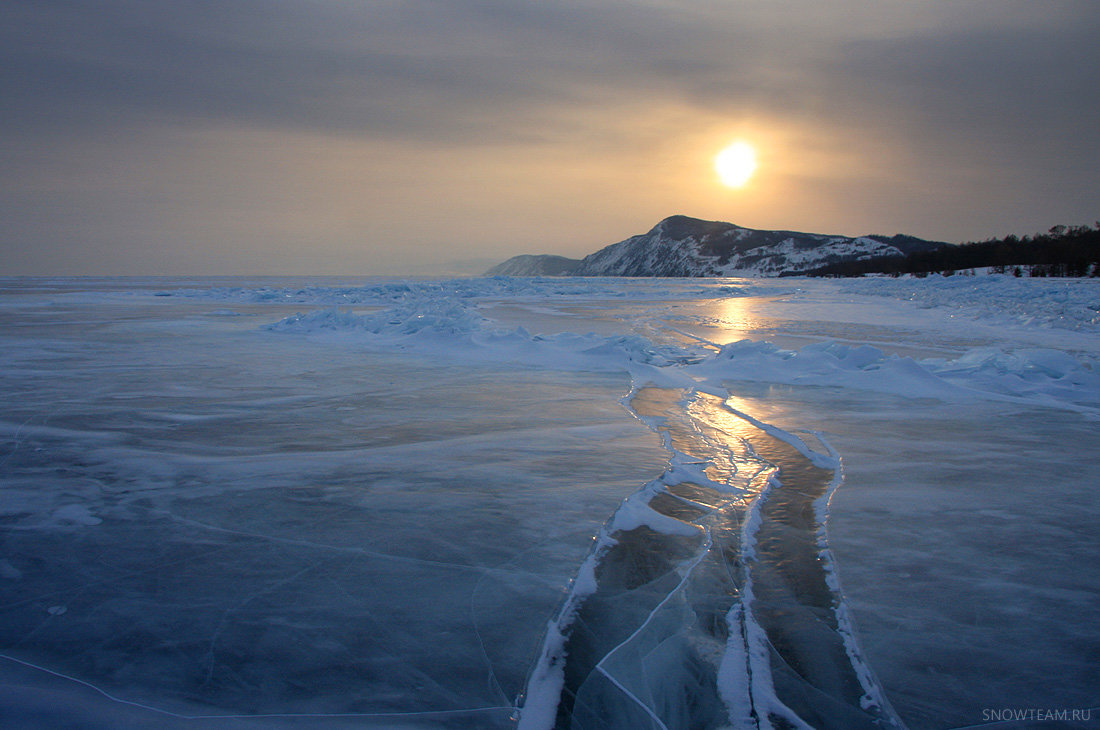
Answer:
686, 296, 770, 346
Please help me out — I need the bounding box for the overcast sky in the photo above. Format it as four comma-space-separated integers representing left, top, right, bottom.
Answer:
2, 0, 1098, 274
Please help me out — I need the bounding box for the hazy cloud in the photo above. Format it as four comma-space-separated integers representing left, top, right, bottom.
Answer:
2, 0, 1098, 273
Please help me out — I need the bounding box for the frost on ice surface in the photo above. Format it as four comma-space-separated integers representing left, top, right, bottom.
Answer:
1, 274, 1098, 728
841, 273, 1100, 331
268, 300, 490, 337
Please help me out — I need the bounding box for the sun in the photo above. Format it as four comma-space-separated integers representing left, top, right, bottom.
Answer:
715, 141, 757, 188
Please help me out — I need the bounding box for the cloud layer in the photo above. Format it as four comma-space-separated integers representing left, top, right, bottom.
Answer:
3, 0, 1098, 273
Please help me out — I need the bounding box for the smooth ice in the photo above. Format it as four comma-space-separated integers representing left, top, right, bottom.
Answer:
1, 274, 1098, 729
0, 281, 666, 726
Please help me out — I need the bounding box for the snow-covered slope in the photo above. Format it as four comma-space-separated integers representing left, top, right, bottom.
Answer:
488, 215, 947, 278
485, 254, 581, 276
573, 215, 942, 277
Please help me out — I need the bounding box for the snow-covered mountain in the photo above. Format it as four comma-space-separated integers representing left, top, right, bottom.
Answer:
484, 254, 581, 276
487, 215, 947, 277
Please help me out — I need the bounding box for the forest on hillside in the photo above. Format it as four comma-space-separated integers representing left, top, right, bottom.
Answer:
804, 223, 1100, 278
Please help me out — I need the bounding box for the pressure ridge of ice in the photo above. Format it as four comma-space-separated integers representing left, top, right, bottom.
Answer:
516, 387, 903, 729
258, 278, 1100, 415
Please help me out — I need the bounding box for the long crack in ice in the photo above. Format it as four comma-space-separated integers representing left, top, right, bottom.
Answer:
517, 385, 905, 730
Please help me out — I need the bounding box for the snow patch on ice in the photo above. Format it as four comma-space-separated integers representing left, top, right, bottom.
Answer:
608, 489, 703, 537
841, 274, 1100, 332
697, 339, 1100, 416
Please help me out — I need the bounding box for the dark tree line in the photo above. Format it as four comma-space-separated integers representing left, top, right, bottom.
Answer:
804, 223, 1100, 278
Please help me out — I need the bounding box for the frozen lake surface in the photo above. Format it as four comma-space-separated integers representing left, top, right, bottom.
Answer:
1, 275, 1097, 729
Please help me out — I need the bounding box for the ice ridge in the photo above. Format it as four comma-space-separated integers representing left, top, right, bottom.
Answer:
516, 386, 904, 730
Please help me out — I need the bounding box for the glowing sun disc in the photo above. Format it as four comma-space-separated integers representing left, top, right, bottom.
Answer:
715, 142, 757, 188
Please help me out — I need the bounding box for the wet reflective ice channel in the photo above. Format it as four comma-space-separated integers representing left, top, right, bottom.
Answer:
1, 276, 1098, 729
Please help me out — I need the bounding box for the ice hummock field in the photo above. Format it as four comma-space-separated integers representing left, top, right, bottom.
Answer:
0, 274, 1098, 729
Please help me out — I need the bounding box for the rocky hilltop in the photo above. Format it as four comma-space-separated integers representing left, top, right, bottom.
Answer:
486, 215, 947, 277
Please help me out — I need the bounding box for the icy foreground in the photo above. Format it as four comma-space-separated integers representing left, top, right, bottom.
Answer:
0, 275, 1098, 729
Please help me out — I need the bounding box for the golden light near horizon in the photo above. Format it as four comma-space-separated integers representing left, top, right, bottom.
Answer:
715, 141, 757, 188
